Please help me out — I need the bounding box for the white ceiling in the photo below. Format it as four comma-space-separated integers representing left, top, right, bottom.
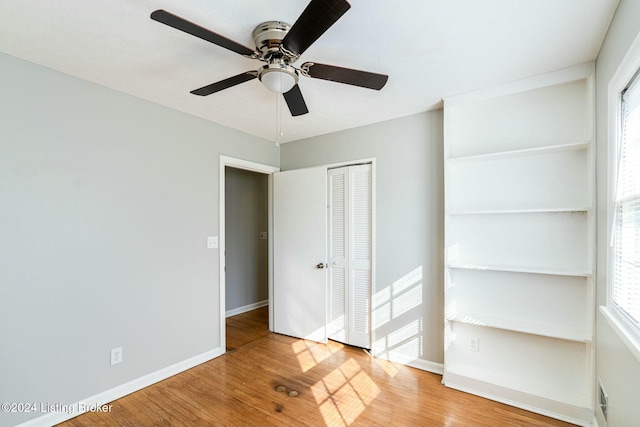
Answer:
0, 0, 618, 143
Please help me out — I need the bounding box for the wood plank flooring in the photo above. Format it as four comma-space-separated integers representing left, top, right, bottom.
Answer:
59, 307, 576, 427
226, 305, 271, 351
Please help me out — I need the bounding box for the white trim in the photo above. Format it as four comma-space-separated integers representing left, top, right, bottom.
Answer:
373, 351, 444, 375
604, 27, 640, 365
444, 63, 594, 107
219, 155, 279, 175
225, 299, 269, 318
284, 157, 377, 173
370, 160, 377, 351
446, 141, 590, 162
600, 306, 640, 363
443, 370, 592, 426
16, 348, 222, 427
325, 157, 377, 170
406, 359, 444, 375
370, 348, 443, 375
219, 156, 279, 355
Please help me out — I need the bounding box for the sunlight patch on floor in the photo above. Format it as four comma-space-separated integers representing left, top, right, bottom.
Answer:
372, 356, 400, 377
292, 339, 344, 372
311, 358, 381, 426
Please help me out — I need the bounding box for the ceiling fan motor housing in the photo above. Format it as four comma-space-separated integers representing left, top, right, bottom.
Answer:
253, 21, 299, 92
252, 21, 294, 61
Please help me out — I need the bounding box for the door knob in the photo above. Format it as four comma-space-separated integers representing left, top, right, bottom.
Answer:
316, 263, 327, 269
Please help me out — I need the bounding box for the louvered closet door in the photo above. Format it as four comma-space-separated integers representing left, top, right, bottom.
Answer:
328, 164, 372, 348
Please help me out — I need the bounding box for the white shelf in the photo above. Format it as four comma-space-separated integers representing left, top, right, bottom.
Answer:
443, 70, 595, 423
447, 207, 591, 215
446, 312, 592, 342
446, 148, 589, 212
446, 141, 589, 163
447, 212, 589, 274
446, 262, 591, 277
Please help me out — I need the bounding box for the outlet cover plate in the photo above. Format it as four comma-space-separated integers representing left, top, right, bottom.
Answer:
111, 347, 123, 366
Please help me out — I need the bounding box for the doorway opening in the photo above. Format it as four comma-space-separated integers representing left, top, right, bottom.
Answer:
219, 156, 279, 354
225, 166, 269, 350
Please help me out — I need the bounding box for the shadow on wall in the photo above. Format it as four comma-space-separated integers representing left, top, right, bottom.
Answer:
371, 266, 425, 364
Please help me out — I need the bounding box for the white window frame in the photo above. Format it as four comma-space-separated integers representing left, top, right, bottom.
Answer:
602, 29, 640, 363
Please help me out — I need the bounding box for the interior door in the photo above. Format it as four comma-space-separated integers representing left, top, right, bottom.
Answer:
273, 167, 328, 343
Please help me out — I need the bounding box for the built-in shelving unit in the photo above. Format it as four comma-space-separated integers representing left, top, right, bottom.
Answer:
443, 65, 595, 426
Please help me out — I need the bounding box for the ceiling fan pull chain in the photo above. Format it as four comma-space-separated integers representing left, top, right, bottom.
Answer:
275, 91, 283, 146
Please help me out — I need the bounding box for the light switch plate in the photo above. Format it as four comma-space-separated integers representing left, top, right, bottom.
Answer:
207, 236, 218, 249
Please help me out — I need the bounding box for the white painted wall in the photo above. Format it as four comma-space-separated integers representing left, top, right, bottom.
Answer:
0, 52, 278, 427
280, 111, 444, 368
595, 0, 640, 425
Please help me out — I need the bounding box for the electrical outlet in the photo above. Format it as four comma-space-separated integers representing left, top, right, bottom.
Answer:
111, 347, 123, 366
259, 232, 267, 240
468, 338, 479, 352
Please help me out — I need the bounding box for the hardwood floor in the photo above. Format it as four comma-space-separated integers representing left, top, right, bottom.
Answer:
226, 305, 270, 351
60, 307, 575, 427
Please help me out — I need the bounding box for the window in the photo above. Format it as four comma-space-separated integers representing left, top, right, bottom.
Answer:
611, 70, 640, 331
603, 30, 640, 362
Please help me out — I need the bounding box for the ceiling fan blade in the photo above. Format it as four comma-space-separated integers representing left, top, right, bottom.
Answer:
302, 62, 388, 90
190, 72, 257, 96
283, 85, 309, 116
281, 0, 351, 56
151, 10, 255, 57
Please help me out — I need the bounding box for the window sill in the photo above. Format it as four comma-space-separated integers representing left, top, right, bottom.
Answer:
600, 306, 640, 364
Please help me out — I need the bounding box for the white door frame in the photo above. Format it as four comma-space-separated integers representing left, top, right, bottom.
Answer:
219, 155, 279, 354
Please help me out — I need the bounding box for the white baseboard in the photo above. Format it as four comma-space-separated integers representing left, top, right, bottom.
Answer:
405, 358, 445, 375
443, 369, 592, 426
225, 299, 268, 318
16, 348, 223, 427
372, 350, 444, 375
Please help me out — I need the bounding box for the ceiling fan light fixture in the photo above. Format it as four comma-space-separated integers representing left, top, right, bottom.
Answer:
258, 64, 298, 94
151, 0, 387, 117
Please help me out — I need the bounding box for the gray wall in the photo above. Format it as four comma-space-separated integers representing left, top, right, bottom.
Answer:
280, 111, 445, 366
0, 53, 278, 427
595, 0, 640, 426
225, 167, 269, 312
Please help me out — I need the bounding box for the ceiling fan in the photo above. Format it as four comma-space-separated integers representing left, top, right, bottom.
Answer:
150, 0, 388, 117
